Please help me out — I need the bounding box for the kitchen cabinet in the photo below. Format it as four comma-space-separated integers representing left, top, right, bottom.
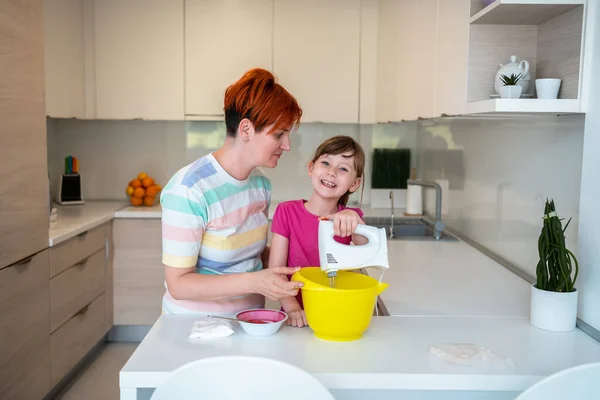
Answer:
93, 0, 184, 120
113, 219, 164, 325
44, 0, 86, 119
48, 221, 112, 386
376, 0, 439, 122
274, 0, 361, 123
0, 250, 51, 400
185, 0, 273, 118
434, 0, 470, 117
0, 0, 49, 270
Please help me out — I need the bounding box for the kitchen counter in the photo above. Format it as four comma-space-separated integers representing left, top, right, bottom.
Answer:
114, 204, 162, 218
49, 201, 126, 246
367, 239, 532, 318
120, 314, 600, 399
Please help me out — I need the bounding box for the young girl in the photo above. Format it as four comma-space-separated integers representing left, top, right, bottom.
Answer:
269, 135, 367, 327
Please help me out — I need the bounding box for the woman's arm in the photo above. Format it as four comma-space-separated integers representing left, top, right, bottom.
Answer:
165, 265, 302, 302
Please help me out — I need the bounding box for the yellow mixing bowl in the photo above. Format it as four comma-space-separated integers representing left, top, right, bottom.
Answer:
291, 267, 389, 342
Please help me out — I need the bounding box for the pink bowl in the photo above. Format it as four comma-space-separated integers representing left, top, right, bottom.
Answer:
235, 309, 288, 336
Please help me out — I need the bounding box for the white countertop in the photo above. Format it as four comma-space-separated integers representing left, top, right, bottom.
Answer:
114, 204, 162, 218
48, 201, 126, 246
120, 314, 600, 393
367, 240, 532, 318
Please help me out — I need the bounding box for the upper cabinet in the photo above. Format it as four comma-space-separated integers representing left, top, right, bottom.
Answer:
185, 0, 273, 119
94, 0, 184, 120
434, 0, 470, 117
274, 0, 361, 123
43, 0, 591, 122
376, 0, 438, 122
44, 0, 86, 119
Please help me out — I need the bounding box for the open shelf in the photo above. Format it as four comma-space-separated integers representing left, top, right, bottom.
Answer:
470, 0, 584, 25
465, 99, 580, 114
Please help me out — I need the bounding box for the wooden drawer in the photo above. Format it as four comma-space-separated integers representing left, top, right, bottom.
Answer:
50, 249, 106, 332
51, 293, 107, 386
0, 250, 51, 400
50, 223, 108, 277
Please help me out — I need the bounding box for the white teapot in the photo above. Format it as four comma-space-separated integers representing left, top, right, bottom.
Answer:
494, 55, 531, 95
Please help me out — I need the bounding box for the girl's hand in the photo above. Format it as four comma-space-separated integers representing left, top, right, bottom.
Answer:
286, 308, 307, 327
321, 209, 364, 237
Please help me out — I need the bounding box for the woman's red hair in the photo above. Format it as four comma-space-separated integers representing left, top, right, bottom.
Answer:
224, 68, 302, 136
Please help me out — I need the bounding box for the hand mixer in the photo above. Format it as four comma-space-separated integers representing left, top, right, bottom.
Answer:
318, 220, 390, 288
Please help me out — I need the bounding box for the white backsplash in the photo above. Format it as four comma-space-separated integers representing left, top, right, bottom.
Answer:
416, 115, 585, 279
47, 119, 411, 206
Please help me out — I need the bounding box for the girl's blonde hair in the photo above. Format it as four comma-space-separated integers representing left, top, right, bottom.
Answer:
310, 136, 366, 207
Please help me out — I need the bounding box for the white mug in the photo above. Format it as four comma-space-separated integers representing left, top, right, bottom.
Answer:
536, 78, 561, 99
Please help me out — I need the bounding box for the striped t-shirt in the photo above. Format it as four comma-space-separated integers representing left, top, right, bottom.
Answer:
160, 153, 270, 315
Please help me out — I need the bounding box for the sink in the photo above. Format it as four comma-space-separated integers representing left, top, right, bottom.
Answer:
362, 217, 458, 241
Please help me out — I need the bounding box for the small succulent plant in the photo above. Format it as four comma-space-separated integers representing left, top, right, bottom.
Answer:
500, 73, 522, 86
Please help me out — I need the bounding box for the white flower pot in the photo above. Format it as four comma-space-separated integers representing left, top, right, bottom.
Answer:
499, 85, 522, 99
530, 284, 578, 332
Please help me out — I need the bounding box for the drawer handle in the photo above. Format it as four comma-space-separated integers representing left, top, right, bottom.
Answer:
75, 305, 89, 317
74, 258, 88, 268
14, 255, 34, 266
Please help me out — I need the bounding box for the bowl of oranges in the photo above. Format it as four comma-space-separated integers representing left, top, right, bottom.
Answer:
126, 172, 162, 207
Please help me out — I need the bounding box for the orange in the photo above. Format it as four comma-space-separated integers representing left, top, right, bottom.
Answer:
142, 177, 155, 188
153, 184, 162, 191
146, 184, 160, 197
143, 196, 155, 207
134, 187, 145, 198
130, 196, 143, 206
138, 172, 148, 180
126, 186, 134, 196
130, 179, 142, 188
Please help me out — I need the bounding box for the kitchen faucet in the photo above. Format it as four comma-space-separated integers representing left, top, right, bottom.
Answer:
388, 191, 395, 239
407, 179, 446, 240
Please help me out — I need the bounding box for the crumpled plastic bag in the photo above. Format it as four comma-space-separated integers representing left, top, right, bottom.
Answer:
189, 317, 235, 339
429, 343, 515, 372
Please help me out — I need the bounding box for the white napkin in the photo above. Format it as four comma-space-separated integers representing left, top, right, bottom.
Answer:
189, 317, 235, 339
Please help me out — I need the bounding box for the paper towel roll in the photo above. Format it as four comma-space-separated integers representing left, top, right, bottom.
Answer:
405, 184, 423, 216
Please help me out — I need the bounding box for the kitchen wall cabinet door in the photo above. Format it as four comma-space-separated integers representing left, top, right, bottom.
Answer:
377, 0, 438, 122
434, 0, 470, 117
185, 0, 273, 118
44, 0, 86, 118
0, 0, 49, 270
94, 0, 184, 120
274, 0, 361, 123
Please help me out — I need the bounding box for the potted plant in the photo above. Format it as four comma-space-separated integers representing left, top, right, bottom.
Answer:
499, 73, 523, 99
530, 199, 579, 332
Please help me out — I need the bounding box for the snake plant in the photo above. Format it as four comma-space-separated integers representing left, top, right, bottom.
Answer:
535, 199, 579, 292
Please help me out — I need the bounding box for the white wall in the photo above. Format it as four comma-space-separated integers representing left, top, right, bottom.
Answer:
416, 116, 585, 280
577, 0, 600, 331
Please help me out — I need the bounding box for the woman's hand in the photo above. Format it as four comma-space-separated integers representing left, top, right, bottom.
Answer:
251, 266, 303, 301
322, 209, 364, 237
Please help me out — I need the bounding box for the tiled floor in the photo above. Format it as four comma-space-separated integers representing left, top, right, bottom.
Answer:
55, 343, 138, 400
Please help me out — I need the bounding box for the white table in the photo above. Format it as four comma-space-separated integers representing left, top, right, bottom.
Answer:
119, 314, 600, 399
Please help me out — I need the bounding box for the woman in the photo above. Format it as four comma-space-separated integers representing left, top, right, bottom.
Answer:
160, 68, 303, 315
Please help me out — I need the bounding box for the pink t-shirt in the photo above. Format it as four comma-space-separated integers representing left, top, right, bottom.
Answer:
270, 200, 364, 309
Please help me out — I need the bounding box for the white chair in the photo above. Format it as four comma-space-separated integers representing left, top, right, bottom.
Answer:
150, 356, 335, 400
516, 362, 600, 400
